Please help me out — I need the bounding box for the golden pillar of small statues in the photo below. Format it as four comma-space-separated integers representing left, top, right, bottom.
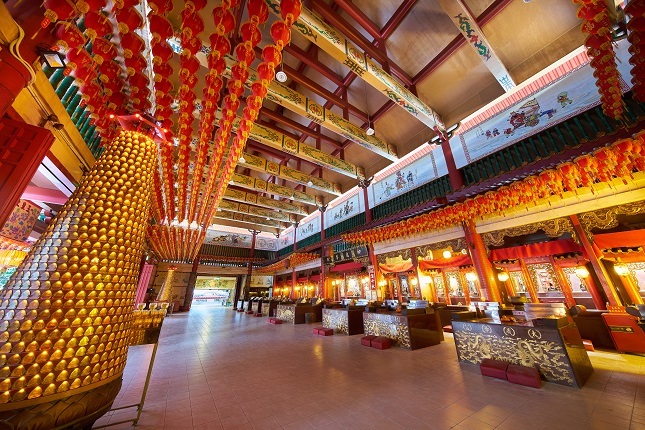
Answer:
0, 129, 156, 428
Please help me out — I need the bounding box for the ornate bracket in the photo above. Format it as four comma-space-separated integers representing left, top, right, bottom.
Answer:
318, 203, 328, 213
578, 202, 645, 239
358, 176, 374, 189
415, 238, 468, 260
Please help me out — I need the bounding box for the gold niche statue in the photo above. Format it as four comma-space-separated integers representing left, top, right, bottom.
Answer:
156, 266, 176, 304
0, 130, 156, 426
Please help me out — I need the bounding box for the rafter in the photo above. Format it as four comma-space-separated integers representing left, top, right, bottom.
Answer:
381, 0, 419, 40
239, 152, 342, 196
212, 211, 284, 229
264, 0, 444, 132
224, 188, 308, 215
219, 199, 297, 223
230, 172, 322, 206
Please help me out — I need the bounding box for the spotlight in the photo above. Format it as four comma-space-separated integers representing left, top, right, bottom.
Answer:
366, 124, 375, 136
239, 156, 246, 163
228, 180, 234, 185
276, 70, 288, 83
307, 180, 313, 186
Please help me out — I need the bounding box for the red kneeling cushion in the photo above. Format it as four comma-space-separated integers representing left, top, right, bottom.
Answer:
371, 336, 391, 350
361, 335, 376, 346
506, 364, 541, 388
267, 318, 283, 324
313, 327, 323, 335
480, 358, 509, 380
443, 325, 453, 333
245, 310, 254, 314
253, 313, 262, 317
319, 328, 334, 336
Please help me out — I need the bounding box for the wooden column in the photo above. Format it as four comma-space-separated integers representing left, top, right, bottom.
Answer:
519, 259, 539, 302
291, 268, 297, 299
359, 179, 373, 223
614, 262, 644, 305
463, 220, 501, 302
440, 137, 465, 191
442, 271, 452, 305
581, 264, 606, 310
549, 256, 576, 308
459, 271, 472, 305
570, 214, 620, 306
181, 256, 201, 311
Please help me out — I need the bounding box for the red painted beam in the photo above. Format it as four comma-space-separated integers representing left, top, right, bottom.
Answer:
381, 0, 419, 40
284, 44, 343, 86
333, 0, 381, 40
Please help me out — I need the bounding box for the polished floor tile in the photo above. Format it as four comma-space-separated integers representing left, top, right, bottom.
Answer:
92, 304, 645, 429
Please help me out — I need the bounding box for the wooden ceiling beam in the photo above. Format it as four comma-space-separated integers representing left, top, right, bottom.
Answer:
333, 0, 381, 40
284, 44, 344, 86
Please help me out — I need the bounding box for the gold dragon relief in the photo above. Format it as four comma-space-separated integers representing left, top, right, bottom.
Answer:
453, 325, 575, 386
363, 317, 411, 348
322, 311, 348, 335
276, 306, 295, 323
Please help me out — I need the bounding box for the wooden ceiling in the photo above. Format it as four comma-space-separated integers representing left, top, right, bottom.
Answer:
161, 0, 585, 234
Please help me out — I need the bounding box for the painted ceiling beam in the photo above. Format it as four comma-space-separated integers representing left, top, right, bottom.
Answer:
437, 0, 516, 91
219, 199, 297, 223
223, 187, 308, 216
222, 55, 398, 161
230, 172, 323, 207
263, 0, 445, 132
214, 109, 365, 180
212, 211, 284, 229
238, 152, 343, 196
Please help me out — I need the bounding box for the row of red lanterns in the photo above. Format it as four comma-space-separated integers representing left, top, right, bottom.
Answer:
188, 2, 238, 225
625, 0, 645, 102
576, 0, 624, 121
204, 0, 303, 226
343, 132, 645, 245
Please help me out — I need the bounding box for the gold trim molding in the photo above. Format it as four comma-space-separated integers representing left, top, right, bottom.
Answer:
578, 202, 645, 239
481, 217, 577, 249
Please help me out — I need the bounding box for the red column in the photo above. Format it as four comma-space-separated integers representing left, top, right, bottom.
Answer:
0, 48, 32, 117
549, 256, 576, 308
293, 223, 298, 251
245, 231, 258, 301
134, 262, 154, 307
580, 263, 606, 310
570, 215, 620, 306
360, 182, 373, 223
291, 268, 297, 299
519, 259, 539, 302
181, 256, 201, 311
439, 135, 465, 191
463, 220, 501, 302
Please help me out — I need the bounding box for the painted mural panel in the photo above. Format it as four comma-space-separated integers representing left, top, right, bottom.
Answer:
449, 40, 633, 168
296, 214, 321, 241
203, 229, 277, 251
278, 229, 293, 250
250, 275, 274, 288
194, 278, 237, 289
368, 150, 439, 207
325, 193, 362, 228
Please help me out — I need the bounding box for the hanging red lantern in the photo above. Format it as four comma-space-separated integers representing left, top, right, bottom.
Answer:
179, 54, 200, 81
577, 3, 606, 21
75, 0, 106, 14
234, 43, 256, 67
155, 78, 173, 97
148, 0, 173, 15
115, 7, 143, 34
97, 59, 121, 83
247, 0, 269, 23
585, 34, 612, 51
82, 10, 112, 40
155, 105, 173, 121
129, 71, 149, 93
149, 13, 173, 45
240, 22, 262, 47
124, 54, 148, 77
181, 32, 203, 58
251, 82, 268, 98
79, 82, 104, 101
280, 0, 302, 26
210, 34, 231, 60
91, 37, 117, 65
113, 0, 140, 10
72, 63, 98, 85
153, 62, 173, 81
103, 77, 125, 97
181, 9, 204, 39
628, 16, 645, 32
257, 63, 275, 83
42, 1, 79, 27
152, 41, 174, 65
262, 45, 282, 66
53, 23, 86, 51
213, 7, 236, 35
121, 32, 145, 59
65, 47, 93, 74
231, 63, 250, 83
271, 21, 292, 49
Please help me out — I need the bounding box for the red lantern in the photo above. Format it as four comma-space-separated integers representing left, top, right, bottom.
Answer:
149, 13, 173, 45
75, 0, 106, 14
181, 33, 203, 58
53, 23, 86, 51
247, 0, 269, 24
257, 63, 275, 83
155, 78, 173, 97
121, 32, 145, 59
271, 21, 292, 49
113, 0, 140, 10
103, 77, 125, 97
80, 82, 103, 100
82, 10, 112, 40
181, 9, 204, 39
240, 22, 262, 47
129, 71, 149, 93
179, 54, 200, 81
42, 0, 79, 27
115, 7, 143, 34
251, 82, 267, 98
628, 16, 645, 32
65, 47, 93, 73
148, 0, 173, 15
153, 62, 173, 81
231, 63, 250, 82
91, 37, 117, 65
262, 45, 282, 66
125, 54, 148, 77
209, 34, 231, 59
234, 43, 256, 67
152, 42, 174, 65
72, 63, 98, 85
98, 59, 121, 83
213, 7, 235, 35
280, 0, 302, 26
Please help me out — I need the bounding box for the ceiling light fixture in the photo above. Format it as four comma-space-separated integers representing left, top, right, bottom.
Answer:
239, 155, 246, 163
363, 80, 375, 136
276, 58, 287, 83
228, 180, 234, 185
307, 180, 313, 186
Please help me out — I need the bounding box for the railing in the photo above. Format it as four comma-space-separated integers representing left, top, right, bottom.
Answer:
277, 244, 294, 257
199, 244, 274, 260
325, 212, 367, 238
371, 175, 451, 220
296, 233, 321, 250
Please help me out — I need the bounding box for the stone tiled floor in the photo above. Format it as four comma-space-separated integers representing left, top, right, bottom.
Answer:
94, 304, 645, 430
